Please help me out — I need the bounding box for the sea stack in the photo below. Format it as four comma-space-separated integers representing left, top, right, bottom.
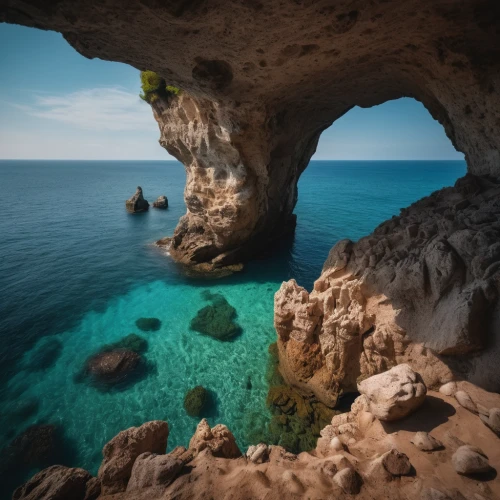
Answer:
152, 195, 168, 209
125, 186, 149, 213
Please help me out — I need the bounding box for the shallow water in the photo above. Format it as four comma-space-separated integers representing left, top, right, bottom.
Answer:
0, 159, 465, 489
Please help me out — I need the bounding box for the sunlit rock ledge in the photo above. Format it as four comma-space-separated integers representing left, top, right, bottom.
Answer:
12, 370, 500, 500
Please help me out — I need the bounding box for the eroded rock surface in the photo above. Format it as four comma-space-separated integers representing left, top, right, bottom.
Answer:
98, 420, 169, 494
3, 1, 499, 267
14, 387, 500, 500
358, 364, 427, 421
275, 176, 500, 405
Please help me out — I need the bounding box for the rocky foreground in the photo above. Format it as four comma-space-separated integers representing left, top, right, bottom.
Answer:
13, 366, 500, 500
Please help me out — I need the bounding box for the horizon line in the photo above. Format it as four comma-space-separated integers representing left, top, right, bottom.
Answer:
0, 158, 466, 162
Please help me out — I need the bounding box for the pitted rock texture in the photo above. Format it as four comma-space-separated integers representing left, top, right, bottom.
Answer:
275, 175, 500, 405
2, 0, 500, 266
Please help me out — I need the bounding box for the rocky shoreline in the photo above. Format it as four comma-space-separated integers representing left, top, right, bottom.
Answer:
12, 366, 500, 499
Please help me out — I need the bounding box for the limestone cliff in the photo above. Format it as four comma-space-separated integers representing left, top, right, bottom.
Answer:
1, 0, 500, 266
275, 175, 500, 406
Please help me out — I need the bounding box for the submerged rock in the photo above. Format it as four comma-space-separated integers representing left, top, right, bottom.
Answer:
83, 349, 141, 386
3, 424, 61, 468
184, 386, 209, 417
98, 420, 169, 495
24, 337, 63, 372
190, 292, 240, 340
135, 317, 161, 332
102, 333, 148, 354
152, 195, 168, 209
126, 186, 149, 213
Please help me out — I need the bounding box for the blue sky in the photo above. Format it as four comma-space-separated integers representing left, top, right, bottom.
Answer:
0, 23, 463, 161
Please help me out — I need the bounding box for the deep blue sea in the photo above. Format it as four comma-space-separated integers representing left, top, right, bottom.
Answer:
0, 159, 465, 491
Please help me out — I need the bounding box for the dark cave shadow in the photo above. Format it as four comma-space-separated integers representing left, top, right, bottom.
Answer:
381, 395, 456, 434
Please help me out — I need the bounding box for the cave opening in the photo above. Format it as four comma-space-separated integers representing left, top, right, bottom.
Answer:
288, 97, 466, 290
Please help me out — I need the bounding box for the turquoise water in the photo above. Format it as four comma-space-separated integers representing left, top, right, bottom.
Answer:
0, 159, 465, 492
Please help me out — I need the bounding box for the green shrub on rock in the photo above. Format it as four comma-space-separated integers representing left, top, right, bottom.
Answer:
139, 71, 181, 104
184, 386, 209, 416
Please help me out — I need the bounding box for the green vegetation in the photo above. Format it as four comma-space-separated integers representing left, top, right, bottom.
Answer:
190, 291, 241, 341
184, 385, 209, 416
139, 71, 181, 104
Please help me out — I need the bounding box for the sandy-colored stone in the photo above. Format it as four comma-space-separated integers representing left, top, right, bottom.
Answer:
189, 419, 241, 459
98, 420, 169, 494
439, 382, 457, 397
126, 452, 183, 491
454, 391, 478, 414
333, 467, 362, 494
451, 445, 492, 475
411, 432, 444, 452
480, 408, 500, 436
357, 365, 427, 421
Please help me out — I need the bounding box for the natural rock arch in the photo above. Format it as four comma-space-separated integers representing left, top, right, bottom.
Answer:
2, 0, 500, 397
1, 0, 499, 268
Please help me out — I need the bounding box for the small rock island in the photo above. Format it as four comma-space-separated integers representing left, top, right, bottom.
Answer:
125, 186, 149, 213
152, 195, 168, 209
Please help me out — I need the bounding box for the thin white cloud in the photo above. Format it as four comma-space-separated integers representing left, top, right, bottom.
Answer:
13, 87, 159, 132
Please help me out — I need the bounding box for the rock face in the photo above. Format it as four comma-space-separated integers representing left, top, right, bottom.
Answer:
125, 186, 149, 213
357, 365, 427, 421
98, 420, 169, 494
13, 386, 500, 500
188, 419, 241, 459
3, 1, 499, 269
152, 195, 168, 209
12, 465, 93, 500
275, 176, 500, 406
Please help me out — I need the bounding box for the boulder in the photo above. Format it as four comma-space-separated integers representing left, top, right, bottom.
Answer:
84, 349, 141, 386
411, 432, 443, 452
381, 449, 412, 476
357, 364, 427, 421
333, 467, 362, 494
190, 292, 240, 341
479, 408, 500, 436
454, 391, 478, 414
189, 419, 241, 458
126, 186, 149, 213
152, 195, 168, 209
126, 452, 183, 491
135, 317, 161, 332
451, 445, 492, 475
183, 386, 209, 417
98, 420, 169, 494
12, 465, 93, 500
